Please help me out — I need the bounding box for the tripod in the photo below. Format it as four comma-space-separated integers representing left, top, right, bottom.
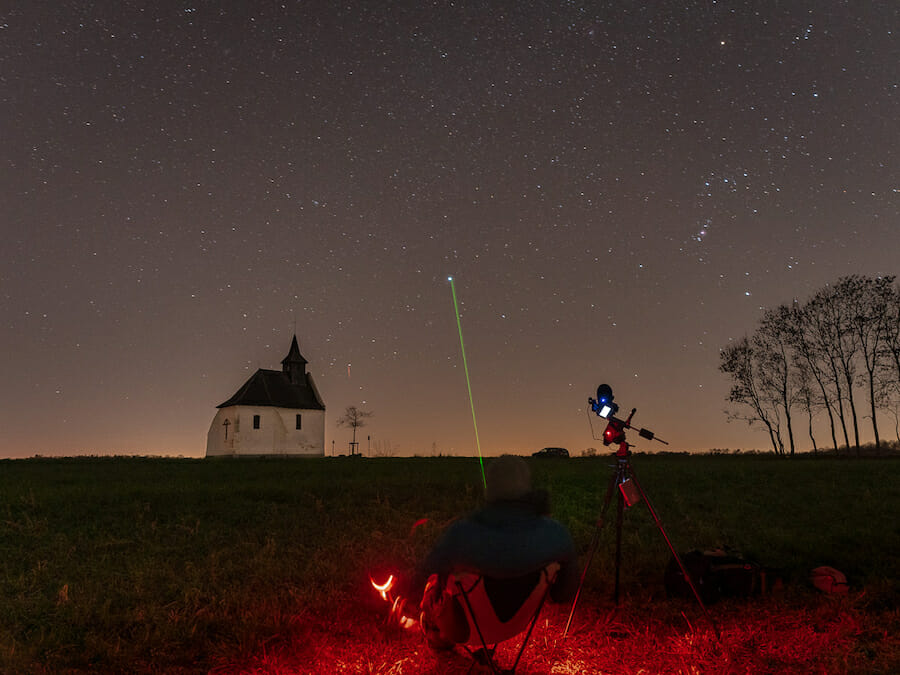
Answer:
563, 399, 718, 639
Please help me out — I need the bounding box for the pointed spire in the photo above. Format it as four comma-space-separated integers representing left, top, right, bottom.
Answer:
282, 335, 308, 385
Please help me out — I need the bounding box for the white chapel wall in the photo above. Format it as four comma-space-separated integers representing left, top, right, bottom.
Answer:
206, 406, 325, 457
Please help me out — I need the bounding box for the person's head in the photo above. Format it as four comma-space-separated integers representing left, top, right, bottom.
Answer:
485, 455, 532, 504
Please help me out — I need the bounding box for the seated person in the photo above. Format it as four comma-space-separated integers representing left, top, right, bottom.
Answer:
417, 454, 578, 649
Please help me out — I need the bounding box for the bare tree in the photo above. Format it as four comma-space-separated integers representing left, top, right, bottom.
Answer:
788, 301, 840, 451
372, 439, 398, 457
336, 405, 373, 455
805, 287, 855, 451
720, 275, 900, 456
720, 337, 785, 454
793, 358, 823, 453
756, 305, 799, 455
829, 281, 865, 453
840, 275, 896, 451
879, 389, 900, 443
878, 282, 900, 429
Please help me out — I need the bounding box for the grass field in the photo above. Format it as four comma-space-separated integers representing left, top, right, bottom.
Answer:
0, 454, 898, 674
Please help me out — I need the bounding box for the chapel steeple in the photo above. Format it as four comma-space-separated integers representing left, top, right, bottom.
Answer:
281, 335, 308, 386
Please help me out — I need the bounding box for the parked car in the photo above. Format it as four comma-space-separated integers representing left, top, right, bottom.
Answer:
532, 447, 569, 458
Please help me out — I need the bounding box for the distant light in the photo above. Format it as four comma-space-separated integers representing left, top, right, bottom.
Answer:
447, 276, 453, 281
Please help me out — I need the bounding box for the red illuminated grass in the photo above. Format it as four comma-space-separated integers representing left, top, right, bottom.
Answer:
209, 594, 899, 674
0, 455, 897, 673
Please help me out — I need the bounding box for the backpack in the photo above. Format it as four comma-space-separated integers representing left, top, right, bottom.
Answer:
665, 548, 773, 604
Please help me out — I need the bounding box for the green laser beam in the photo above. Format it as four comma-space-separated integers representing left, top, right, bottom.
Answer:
448, 276, 487, 490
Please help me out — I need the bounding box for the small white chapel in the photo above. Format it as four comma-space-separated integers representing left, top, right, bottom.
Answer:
205, 336, 326, 457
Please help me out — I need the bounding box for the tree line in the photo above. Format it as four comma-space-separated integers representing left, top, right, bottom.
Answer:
719, 275, 900, 456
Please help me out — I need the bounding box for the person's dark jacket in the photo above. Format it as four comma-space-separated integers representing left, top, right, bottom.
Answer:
421, 491, 578, 604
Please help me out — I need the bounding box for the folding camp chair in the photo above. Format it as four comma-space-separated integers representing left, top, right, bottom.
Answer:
449, 562, 560, 675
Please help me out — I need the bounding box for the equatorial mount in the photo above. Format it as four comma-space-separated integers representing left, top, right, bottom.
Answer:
588, 383, 668, 455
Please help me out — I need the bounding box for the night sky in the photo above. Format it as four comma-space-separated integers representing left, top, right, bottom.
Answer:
2, 1, 897, 459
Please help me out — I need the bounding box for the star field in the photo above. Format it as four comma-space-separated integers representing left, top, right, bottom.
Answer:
1, 1, 897, 457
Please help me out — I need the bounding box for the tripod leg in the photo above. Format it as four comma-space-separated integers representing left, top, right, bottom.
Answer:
626, 465, 721, 640
563, 465, 619, 638
614, 489, 623, 605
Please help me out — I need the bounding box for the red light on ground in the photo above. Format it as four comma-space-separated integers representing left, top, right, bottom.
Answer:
370, 573, 417, 630
370, 574, 394, 602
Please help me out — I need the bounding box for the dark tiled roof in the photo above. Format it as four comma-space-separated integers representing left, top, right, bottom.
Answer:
217, 369, 325, 410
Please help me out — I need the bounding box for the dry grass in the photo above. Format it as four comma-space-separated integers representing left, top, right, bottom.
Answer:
209, 589, 899, 675
1, 456, 897, 674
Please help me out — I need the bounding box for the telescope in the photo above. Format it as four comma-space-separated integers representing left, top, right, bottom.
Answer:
588, 384, 667, 453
